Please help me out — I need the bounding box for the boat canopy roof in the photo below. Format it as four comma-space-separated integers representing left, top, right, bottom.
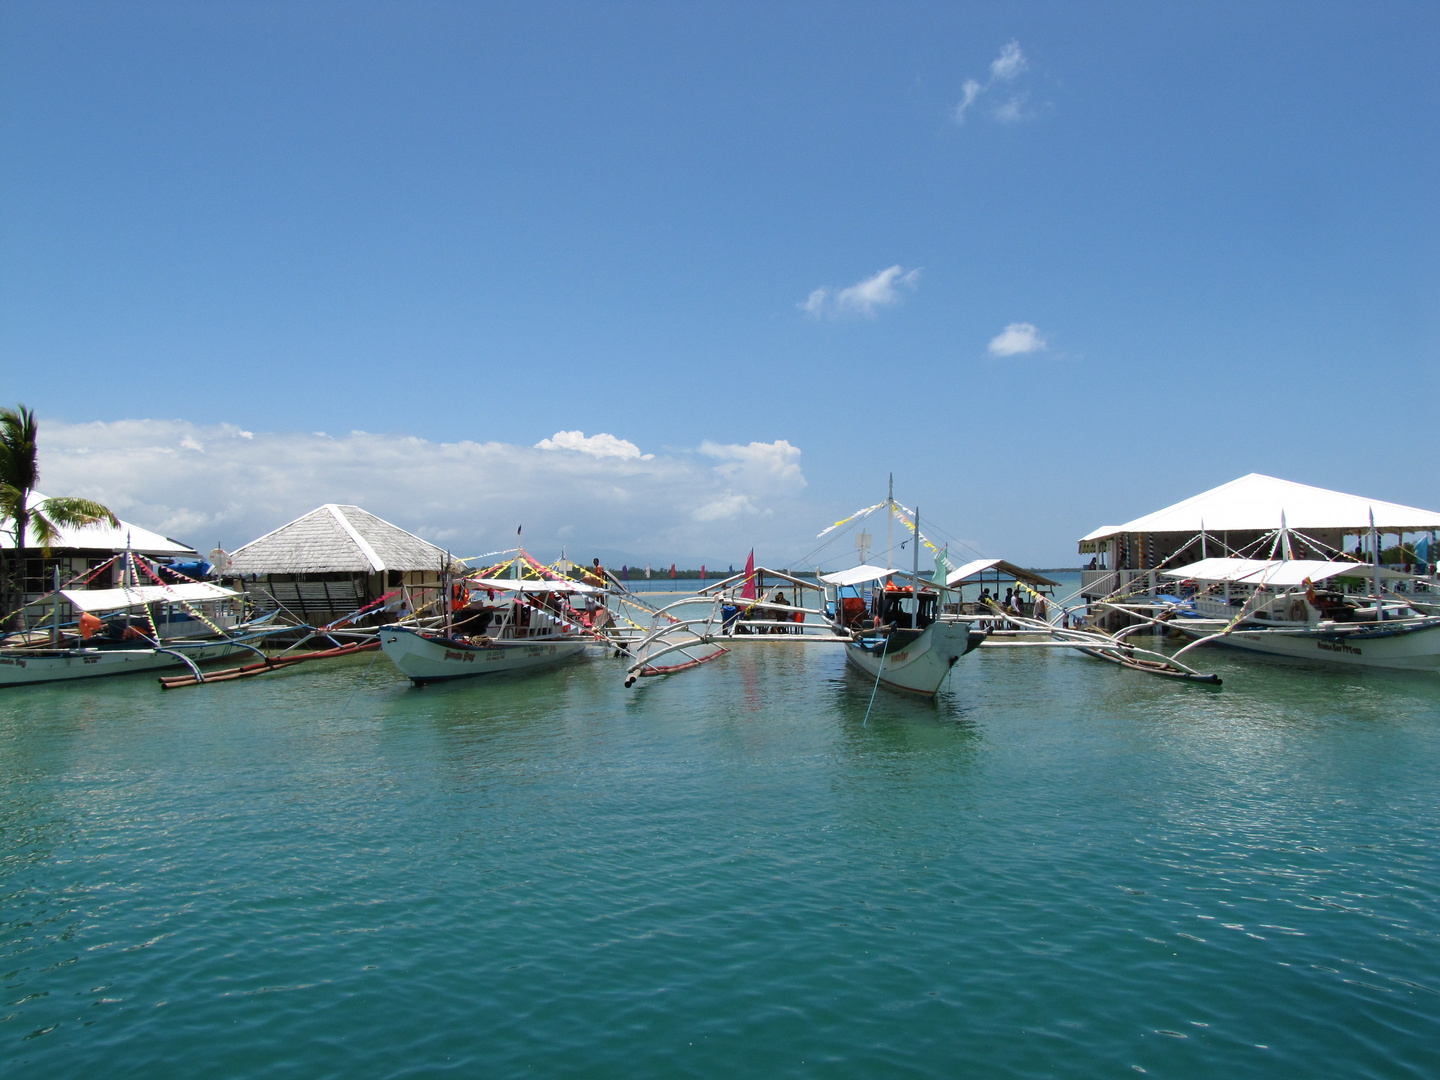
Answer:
466, 577, 600, 594
1161, 557, 1408, 587
946, 559, 1061, 588
818, 564, 901, 587
1080, 473, 1440, 544
57, 582, 238, 612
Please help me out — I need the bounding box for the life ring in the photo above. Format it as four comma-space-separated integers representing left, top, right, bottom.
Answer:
1286, 598, 1307, 623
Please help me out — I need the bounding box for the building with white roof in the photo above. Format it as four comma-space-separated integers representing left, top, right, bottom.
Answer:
1078, 473, 1440, 600
2, 492, 196, 614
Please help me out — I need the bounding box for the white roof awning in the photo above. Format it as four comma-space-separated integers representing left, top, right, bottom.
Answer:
1080, 473, 1440, 542
58, 582, 238, 612
946, 559, 1062, 587
946, 558, 1001, 584
466, 577, 600, 594
818, 564, 902, 587
1161, 558, 1408, 588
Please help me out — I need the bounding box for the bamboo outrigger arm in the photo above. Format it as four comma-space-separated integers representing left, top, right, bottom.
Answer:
976, 607, 1221, 684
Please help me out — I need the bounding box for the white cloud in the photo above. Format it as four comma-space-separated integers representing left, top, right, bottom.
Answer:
800, 265, 920, 319
954, 79, 983, 122
988, 322, 1048, 357
954, 41, 1033, 124
700, 439, 806, 491
990, 41, 1027, 81
993, 96, 1029, 124
34, 419, 813, 562
535, 430, 653, 460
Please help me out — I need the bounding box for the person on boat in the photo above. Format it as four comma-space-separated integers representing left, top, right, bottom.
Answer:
722, 604, 740, 634
1032, 593, 1048, 623
771, 592, 789, 634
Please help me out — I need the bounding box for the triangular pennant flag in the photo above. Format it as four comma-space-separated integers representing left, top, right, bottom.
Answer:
740, 548, 756, 600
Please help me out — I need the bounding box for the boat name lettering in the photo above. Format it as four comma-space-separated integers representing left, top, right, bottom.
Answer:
443, 650, 476, 663
1317, 641, 1362, 656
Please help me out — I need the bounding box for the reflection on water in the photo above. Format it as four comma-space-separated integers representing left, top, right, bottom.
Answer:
2, 640, 1439, 1078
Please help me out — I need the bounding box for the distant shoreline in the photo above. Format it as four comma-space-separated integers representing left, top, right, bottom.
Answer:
610, 566, 1085, 580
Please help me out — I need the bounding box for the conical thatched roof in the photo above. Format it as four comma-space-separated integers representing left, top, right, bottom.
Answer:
229, 504, 451, 575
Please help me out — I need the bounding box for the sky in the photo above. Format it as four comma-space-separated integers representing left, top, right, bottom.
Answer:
2, 2, 1437, 567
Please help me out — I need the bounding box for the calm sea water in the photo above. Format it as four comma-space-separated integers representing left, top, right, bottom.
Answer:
3, 632, 1439, 1078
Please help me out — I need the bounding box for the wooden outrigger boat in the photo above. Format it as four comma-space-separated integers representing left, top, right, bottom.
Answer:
0, 553, 289, 687
1106, 556, 1440, 673
378, 555, 604, 685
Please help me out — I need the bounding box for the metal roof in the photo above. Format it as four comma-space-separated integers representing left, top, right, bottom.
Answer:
945, 558, 1061, 588
0, 491, 195, 555
228, 504, 452, 574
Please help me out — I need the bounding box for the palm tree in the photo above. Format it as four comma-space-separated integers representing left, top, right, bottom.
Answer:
1, 405, 119, 627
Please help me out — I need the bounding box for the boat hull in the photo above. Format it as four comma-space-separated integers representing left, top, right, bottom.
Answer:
1223, 622, 1440, 670
1175, 618, 1440, 671
844, 618, 975, 696
0, 640, 255, 687
380, 625, 588, 684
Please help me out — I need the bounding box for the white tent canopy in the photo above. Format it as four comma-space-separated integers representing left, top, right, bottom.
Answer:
1082, 474, 1440, 542
0, 491, 195, 556
818, 564, 902, 587
1162, 558, 1408, 588
57, 582, 238, 612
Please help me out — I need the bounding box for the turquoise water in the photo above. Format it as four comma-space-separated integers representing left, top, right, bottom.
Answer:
3, 639, 1439, 1077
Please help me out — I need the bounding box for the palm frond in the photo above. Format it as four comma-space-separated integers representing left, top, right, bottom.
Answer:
28, 509, 61, 553
0, 406, 39, 492
0, 482, 22, 523
39, 497, 119, 530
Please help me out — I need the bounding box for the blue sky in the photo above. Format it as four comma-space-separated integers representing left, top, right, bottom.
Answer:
3, 3, 1437, 565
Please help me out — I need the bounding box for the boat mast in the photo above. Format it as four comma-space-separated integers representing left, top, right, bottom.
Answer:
52, 563, 61, 646
886, 473, 894, 569
1370, 508, 1382, 620
912, 506, 920, 621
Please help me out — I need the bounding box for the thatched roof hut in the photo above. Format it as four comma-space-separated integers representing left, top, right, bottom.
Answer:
229, 504, 451, 575
227, 504, 455, 625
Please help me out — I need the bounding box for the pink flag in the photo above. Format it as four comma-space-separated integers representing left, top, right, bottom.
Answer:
740, 549, 756, 600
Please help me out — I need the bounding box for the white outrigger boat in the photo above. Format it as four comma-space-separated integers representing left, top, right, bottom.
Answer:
621, 486, 986, 697
378, 557, 605, 685
0, 555, 281, 687
822, 563, 984, 696
826, 484, 983, 696
1132, 557, 1440, 672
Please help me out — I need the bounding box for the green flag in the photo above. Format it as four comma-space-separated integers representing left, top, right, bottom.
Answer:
934, 543, 950, 590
